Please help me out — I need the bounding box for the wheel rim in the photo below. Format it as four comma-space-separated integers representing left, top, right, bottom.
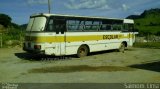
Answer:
77, 45, 88, 57
80, 48, 86, 56
119, 43, 125, 52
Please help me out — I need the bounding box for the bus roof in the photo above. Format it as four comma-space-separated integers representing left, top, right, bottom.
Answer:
31, 13, 134, 23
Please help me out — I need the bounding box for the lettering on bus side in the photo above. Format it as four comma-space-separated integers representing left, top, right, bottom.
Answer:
103, 35, 119, 40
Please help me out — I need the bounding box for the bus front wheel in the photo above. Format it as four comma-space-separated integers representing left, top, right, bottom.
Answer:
118, 43, 125, 53
77, 45, 89, 58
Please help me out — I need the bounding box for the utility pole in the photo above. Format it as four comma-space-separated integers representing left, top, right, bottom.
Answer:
48, 0, 51, 13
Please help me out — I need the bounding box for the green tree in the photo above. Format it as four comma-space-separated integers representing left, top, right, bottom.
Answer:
0, 13, 12, 27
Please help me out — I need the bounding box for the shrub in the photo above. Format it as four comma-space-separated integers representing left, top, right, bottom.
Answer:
134, 42, 160, 49
2, 28, 24, 46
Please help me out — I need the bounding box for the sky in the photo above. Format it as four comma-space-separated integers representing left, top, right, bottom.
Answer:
0, 0, 160, 25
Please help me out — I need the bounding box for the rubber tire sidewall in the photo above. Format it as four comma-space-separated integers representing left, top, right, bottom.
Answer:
77, 45, 89, 58
118, 43, 125, 52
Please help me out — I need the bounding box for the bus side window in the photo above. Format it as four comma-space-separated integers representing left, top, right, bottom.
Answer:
123, 24, 134, 32
93, 21, 101, 31
128, 24, 134, 32
84, 21, 92, 31
67, 20, 79, 31
79, 21, 85, 31
54, 19, 66, 34
100, 24, 111, 31
112, 24, 122, 31
101, 25, 106, 30
123, 24, 129, 32
46, 19, 54, 32
106, 25, 111, 30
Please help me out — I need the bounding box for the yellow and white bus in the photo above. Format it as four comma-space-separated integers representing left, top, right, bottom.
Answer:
23, 13, 138, 57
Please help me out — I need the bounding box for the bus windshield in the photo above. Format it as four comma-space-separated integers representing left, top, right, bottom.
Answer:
26, 17, 46, 31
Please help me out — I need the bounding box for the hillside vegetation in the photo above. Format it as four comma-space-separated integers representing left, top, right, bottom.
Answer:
127, 8, 160, 36
0, 13, 24, 47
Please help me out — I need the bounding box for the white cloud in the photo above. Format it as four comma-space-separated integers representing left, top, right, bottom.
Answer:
65, 0, 110, 10
27, 0, 49, 5
122, 4, 129, 11
99, 5, 110, 10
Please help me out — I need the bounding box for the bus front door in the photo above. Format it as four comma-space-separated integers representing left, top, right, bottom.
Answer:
54, 19, 66, 56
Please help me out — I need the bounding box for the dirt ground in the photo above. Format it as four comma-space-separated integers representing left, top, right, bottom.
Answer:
0, 47, 160, 83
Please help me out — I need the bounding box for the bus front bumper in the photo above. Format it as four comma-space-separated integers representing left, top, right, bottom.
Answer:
23, 47, 45, 54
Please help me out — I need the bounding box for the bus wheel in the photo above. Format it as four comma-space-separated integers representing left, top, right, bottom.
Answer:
77, 45, 89, 58
118, 43, 125, 53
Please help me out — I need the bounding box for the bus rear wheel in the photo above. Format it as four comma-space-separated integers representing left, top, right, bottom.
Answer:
118, 43, 125, 53
77, 45, 89, 58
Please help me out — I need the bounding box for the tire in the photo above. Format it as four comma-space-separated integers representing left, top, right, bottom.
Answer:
77, 45, 89, 58
118, 43, 125, 53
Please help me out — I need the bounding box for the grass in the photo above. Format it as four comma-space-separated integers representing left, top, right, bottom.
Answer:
134, 42, 160, 49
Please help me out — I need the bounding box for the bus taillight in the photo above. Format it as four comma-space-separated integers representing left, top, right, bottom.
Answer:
34, 45, 41, 49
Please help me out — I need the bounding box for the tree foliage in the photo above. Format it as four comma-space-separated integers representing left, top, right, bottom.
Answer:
141, 8, 160, 18
127, 8, 160, 35
0, 13, 12, 27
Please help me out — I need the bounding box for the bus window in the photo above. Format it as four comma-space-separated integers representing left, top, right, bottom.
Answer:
46, 19, 54, 32
123, 24, 129, 32
54, 19, 66, 34
100, 24, 112, 31
78, 21, 85, 31
106, 24, 112, 30
128, 24, 134, 32
91, 21, 101, 31
84, 21, 92, 31
123, 24, 134, 32
112, 24, 122, 31
26, 17, 46, 32
67, 20, 74, 31
101, 25, 106, 31
26, 18, 34, 31
67, 20, 80, 31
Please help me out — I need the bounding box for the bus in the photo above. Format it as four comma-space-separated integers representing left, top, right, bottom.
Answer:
23, 13, 138, 57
